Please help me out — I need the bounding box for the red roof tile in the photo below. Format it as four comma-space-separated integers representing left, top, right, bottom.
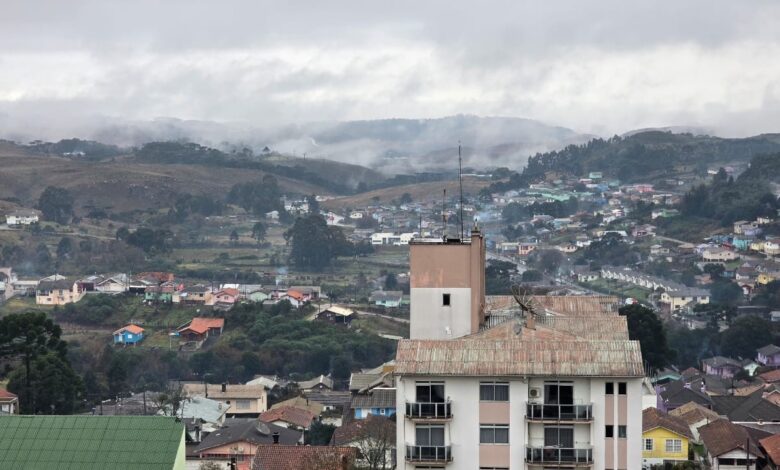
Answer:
251, 444, 356, 470
259, 406, 316, 429
113, 324, 144, 335
179, 317, 225, 334
0, 388, 18, 399
761, 434, 780, 465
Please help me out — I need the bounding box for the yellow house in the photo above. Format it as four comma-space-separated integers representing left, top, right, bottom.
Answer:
642, 407, 693, 467
758, 272, 778, 285
35, 278, 85, 306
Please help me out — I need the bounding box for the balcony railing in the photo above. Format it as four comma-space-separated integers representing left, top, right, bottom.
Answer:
526, 403, 593, 421
526, 446, 593, 465
405, 401, 452, 419
406, 445, 452, 463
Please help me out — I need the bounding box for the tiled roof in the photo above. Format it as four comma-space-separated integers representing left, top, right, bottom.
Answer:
349, 373, 382, 392
0, 415, 183, 469
113, 324, 144, 335
760, 369, 780, 383
643, 407, 693, 439
183, 383, 266, 399
298, 375, 334, 390
331, 415, 395, 446
760, 434, 780, 465
251, 444, 356, 470
270, 396, 324, 415
758, 344, 780, 356
194, 418, 301, 453
395, 337, 644, 377
669, 401, 720, 426
484, 295, 620, 316
259, 406, 316, 429
699, 419, 767, 458
0, 389, 18, 400
349, 388, 396, 410
179, 317, 225, 334
702, 356, 742, 368
710, 392, 780, 422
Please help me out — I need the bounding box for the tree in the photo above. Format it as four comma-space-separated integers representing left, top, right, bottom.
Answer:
384, 273, 398, 290
399, 192, 413, 204
251, 222, 267, 242
38, 186, 75, 224
306, 194, 320, 214
154, 383, 186, 418
285, 214, 352, 269
7, 353, 82, 414
720, 315, 774, 359
536, 250, 563, 275
116, 226, 130, 241
710, 280, 743, 306
619, 304, 673, 372
0, 312, 77, 413
229, 229, 239, 244
57, 237, 73, 259
307, 421, 337, 445
521, 270, 543, 282
350, 416, 396, 470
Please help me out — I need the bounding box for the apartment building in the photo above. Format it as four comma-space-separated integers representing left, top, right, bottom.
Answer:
396, 228, 645, 470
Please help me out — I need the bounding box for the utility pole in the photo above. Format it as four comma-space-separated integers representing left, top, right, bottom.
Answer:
458, 141, 464, 240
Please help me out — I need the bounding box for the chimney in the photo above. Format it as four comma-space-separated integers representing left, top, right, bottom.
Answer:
194, 423, 201, 443
272, 432, 280, 444
221, 383, 227, 393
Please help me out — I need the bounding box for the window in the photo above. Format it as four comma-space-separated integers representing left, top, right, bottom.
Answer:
480, 382, 509, 401
480, 425, 509, 444
605, 425, 614, 438
416, 382, 446, 403
416, 425, 445, 446
644, 439, 653, 451
606, 382, 614, 394
544, 426, 574, 447
442, 293, 451, 306
618, 382, 627, 395
618, 425, 627, 438
665, 439, 682, 453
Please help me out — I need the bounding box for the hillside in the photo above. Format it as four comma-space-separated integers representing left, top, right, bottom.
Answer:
0, 144, 330, 214
498, 131, 780, 188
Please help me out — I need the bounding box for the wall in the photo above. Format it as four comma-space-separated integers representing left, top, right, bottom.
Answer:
642, 428, 689, 462
409, 288, 472, 339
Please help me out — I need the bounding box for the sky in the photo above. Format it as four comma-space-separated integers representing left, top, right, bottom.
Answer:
2, 0, 780, 138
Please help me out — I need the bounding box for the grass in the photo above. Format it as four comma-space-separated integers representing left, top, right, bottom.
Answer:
353, 314, 409, 338
0, 297, 50, 317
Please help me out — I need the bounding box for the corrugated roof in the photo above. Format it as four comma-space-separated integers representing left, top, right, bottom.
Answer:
643, 407, 693, 439
259, 406, 316, 428
395, 337, 644, 377
760, 434, 780, 465
252, 444, 356, 470
113, 324, 144, 335
0, 415, 183, 469
485, 295, 620, 317
349, 388, 396, 409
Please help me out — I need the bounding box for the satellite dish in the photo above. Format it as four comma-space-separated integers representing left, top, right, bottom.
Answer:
255, 421, 270, 435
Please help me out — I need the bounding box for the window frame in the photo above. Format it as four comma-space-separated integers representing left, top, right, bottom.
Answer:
479, 424, 510, 445
644, 438, 653, 451
606, 382, 614, 394
442, 293, 451, 306
618, 425, 627, 438
618, 382, 627, 395
479, 382, 510, 402
605, 425, 614, 438
665, 438, 682, 453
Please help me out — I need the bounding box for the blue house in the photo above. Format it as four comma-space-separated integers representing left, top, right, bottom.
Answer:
370, 291, 403, 308
113, 324, 145, 345
350, 388, 396, 419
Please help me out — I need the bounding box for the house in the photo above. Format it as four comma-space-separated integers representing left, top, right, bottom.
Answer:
175, 395, 230, 428
113, 324, 145, 346
702, 247, 739, 262
702, 356, 743, 379
298, 375, 334, 392
669, 401, 720, 443
177, 317, 225, 343
0, 388, 19, 414
250, 444, 356, 470
5, 210, 39, 226
698, 419, 770, 470
96, 273, 130, 293
317, 305, 356, 324
183, 383, 268, 417
370, 290, 403, 308
35, 278, 84, 305
331, 415, 396, 469
270, 396, 324, 416
144, 281, 180, 303
259, 405, 316, 430
642, 407, 693, 467
247, 288, 271, 303
349, 387, 396, 419
288, 285, 321, 301
660, 288, 711, 311
757, 345, 780, 366
192, 418, 302, 466
178, 285, 212, 304
0, 415, 186, 469
209, 288, 240, 309
710, 391, 780, 423
656, 379, 712, 412
760, 369, 780, 384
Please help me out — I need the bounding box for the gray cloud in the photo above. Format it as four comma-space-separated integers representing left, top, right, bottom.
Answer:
1, 0, 779, 141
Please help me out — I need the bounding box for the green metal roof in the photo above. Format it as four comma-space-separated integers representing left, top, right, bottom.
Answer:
0, 415, 184, 469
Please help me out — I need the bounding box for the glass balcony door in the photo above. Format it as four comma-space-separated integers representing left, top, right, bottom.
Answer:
544, 381, 574, 419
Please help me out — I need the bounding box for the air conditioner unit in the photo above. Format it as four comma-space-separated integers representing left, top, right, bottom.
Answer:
528, 387, 541, 399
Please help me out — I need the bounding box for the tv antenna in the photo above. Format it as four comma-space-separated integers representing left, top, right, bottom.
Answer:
442, 188, 447, 238
458, 141, 464, 240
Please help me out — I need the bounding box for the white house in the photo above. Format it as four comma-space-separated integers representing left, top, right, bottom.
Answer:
6, 210, 39, 226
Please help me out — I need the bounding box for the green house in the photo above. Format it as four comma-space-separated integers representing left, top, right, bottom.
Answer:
0, 415, 186, 469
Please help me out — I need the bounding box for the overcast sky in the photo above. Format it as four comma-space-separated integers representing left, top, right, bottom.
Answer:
2, 0, 780, 137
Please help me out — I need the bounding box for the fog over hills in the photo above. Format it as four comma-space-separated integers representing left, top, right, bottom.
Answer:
0, 114, 597, 173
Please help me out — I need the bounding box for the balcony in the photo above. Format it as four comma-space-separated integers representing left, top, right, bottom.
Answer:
406, 445, 452, 464
526, 446, 593, 467
526, 403, 593, 422
405, 401, 452, 421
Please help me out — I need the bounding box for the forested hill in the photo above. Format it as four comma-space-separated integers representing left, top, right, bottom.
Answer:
492, 131, 780, 190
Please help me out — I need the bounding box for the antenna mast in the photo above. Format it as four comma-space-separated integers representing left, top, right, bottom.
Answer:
458, 141, 464, 239
442, 188, 447, 238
